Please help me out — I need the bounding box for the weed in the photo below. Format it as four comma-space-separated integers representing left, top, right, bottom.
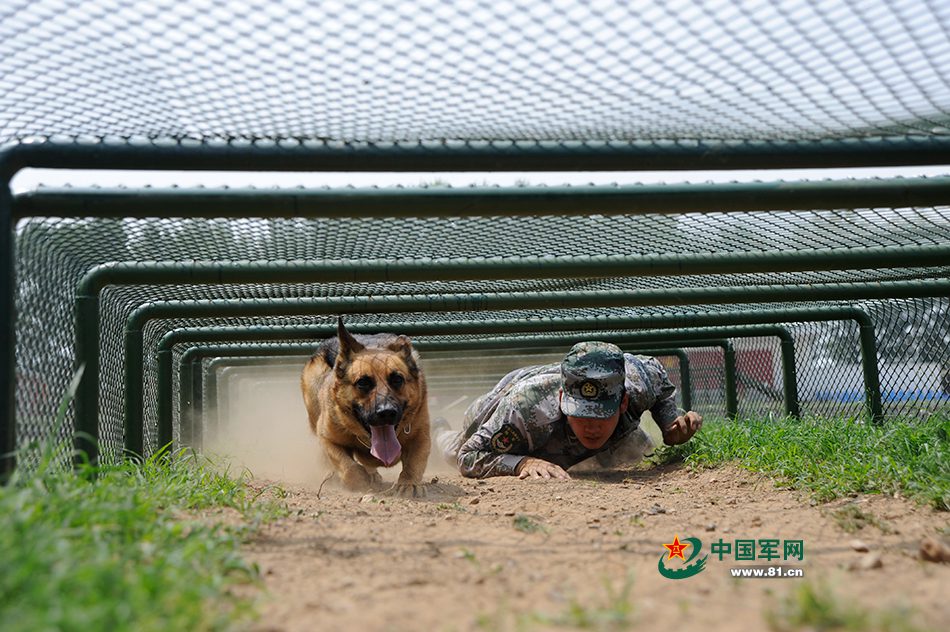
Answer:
458, 548, 477, 563
654, 413, 950, 510
475, 573, 636, 632
513, 514, 549, 535
766, 580, 925, 632
829, 504, 893, 534
537, 573, 635, 631
0, 442, 283, 631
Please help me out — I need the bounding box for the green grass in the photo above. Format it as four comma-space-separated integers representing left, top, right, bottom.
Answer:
475, 573, 635, 632
653, 413, 949, 510
0, 444, 285, 632
766, 580, 928, 632
512, 514, 549, 535
829, 504, 894, 534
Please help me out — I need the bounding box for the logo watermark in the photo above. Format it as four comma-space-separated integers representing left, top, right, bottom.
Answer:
729, 566, 805, 578
658, 535, 806, 580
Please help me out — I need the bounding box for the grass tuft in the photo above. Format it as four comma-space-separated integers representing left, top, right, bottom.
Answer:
0, 443, 284, 631
513, 514, 549, 535
766, 580, 926, 632
829, 504, 893, 534
476, 573, 636, 632
652, 413, 949, 510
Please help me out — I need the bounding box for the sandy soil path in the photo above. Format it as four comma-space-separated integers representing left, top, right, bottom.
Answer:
243, 464, 948, 632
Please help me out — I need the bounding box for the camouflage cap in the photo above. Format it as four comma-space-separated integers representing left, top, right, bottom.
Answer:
559, 341, 625, 419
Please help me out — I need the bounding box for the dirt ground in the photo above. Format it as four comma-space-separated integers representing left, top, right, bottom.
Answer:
208, 364, 950, 632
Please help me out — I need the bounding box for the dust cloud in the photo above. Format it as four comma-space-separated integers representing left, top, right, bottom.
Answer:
203, 364, 326, 485
201, 347, 664, 486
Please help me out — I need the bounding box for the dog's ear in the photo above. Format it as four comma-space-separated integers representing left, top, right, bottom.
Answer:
335, 317, 365, 377
387, 335, 419, 378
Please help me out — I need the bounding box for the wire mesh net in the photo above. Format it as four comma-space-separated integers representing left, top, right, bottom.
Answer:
13, 206, 950, 458
2, 0, 949, 144
5, 0, 950, 463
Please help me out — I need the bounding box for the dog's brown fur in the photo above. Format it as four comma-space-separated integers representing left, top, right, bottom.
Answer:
301, 318, 430, 497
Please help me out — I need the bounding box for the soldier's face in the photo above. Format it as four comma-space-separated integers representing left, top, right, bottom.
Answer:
564, 394, 629, 449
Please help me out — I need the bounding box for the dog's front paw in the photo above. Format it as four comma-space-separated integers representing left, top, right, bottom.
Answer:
382, 482, 427, 498
340, 465, 375, 491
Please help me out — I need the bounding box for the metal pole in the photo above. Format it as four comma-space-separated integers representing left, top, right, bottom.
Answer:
73, 293, 101, 465
858, 321, 884, 425
723, 341, 738, 420
16, 175, 950, 218
156, 349, 173, 453
0, 165, 13, 480
78, 256, 950, 293
780, 335, 800, 418
123, 328, 145, 455
189, 357, 204, 450
679, 352, 692, 413
5, 138, 950, 174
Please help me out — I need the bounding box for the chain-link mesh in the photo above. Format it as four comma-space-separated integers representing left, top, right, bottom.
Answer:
6, 0, 950, 461
2, 0, 949, 144
14, 202, 950, 457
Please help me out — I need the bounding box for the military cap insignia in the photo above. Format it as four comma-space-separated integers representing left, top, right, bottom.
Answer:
580, 380, 600, 399
490, 424, 525, 453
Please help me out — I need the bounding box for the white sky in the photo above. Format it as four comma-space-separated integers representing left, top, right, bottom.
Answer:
10, 165, 950, 194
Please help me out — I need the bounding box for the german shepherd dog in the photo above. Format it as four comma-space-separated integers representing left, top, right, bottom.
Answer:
301, 318, 430, 497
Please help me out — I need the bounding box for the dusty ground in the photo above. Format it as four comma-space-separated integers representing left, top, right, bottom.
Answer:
242, 466, 948, 632
208, 362, 950, 632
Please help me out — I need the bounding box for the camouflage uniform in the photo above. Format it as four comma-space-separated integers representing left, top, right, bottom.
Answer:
437, 351, 680, 478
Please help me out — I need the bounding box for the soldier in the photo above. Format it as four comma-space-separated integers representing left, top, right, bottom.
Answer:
433, 341, 703, 479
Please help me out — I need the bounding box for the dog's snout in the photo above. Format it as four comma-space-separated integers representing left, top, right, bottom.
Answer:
372, 406, 401, 425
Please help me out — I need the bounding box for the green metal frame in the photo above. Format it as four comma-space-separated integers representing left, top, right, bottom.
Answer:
18, 175, 950, 218
197, 347, 693, 449
180, 343, 694, 452
141, 306, 872, 422
208, 348, 695, 449
213, 366, 308, 451
155, 322, 800, 412
193, 334, 739, 440
81, 267, 950, 462
109, 279, 950, 458
162, 325, 803, 447
168, 326, 811, 452
4, 154, 949, 473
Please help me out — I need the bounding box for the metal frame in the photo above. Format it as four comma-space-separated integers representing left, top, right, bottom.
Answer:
81, 269, 950, 461
159, 323, 800, 414
108, 280, 950, 456
154, 322, 809, 447
177, 342, 696, 452
197, 348, 693, 450
3, 143, 949, 472
164, 327, 809, 453
18, 175, 950, 218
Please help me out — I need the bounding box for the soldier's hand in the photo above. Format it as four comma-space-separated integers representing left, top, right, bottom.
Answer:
662, 411, 703, 445
516, 457, 571, 480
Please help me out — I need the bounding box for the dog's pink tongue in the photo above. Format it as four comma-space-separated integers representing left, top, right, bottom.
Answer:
369, 425, 401, 466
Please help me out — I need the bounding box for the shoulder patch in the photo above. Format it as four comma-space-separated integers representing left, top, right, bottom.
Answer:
490, 424, 526, 453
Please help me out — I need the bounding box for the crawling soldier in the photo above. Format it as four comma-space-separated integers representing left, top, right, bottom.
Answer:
433, 341, 703, 479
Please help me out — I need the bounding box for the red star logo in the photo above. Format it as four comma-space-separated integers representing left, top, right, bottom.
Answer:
663, 535, 689, 561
